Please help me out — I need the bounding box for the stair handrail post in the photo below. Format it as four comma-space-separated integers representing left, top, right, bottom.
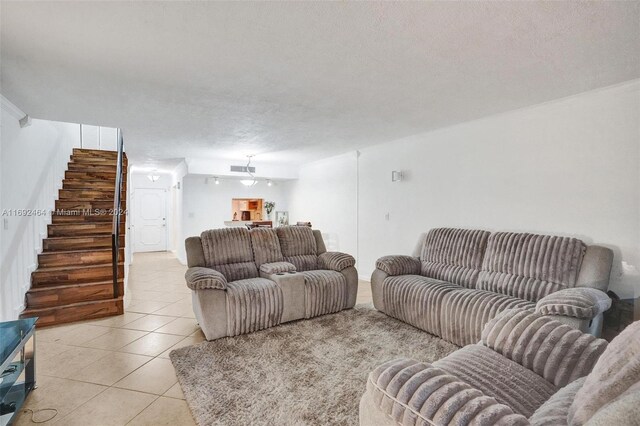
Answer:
112, 129, 124, 298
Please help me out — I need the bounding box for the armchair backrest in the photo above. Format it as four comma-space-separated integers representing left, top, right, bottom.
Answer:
478, 232, 586, 302
200, 227, 258, 281
275, 226, 318, 271
419, 228, 490, 288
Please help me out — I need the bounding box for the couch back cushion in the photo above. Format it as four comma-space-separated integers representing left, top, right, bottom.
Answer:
568, 320, 640, 425
420, 228, 490, 288
250, 228, 284, 266
276, 226, 318, 271
200, 228, 258, 281
478, 232, 586, 302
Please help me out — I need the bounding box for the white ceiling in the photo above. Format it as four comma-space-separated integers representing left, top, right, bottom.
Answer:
2, 1, 639, 166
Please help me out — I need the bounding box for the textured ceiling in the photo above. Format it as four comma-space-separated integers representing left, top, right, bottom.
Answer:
2, 1, 639, 166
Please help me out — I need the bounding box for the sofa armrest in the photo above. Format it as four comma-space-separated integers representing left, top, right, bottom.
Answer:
318, 252, 355, 271
481, 308, 607, 387
366, 358, 529, 425
375, 255, 420, 276
536, 288, 612, 319
259, 261, 296, 274
185, 267, 227, 290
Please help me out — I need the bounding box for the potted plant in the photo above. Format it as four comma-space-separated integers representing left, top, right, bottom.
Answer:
265, 201, 275, 221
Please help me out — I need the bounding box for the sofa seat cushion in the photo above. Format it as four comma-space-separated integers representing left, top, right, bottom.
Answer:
440, 289, 535, 346
382, 275, 460, 337
225, 278, 283, 336
529, 378, 584, 425
419, 228, 491, 288
366, 358, 529, 426
434, 344, 557, 418
299, 270, 347, 318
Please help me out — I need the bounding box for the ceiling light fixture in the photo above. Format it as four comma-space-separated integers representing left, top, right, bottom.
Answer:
214, 177, 220, 185
147, 171, 160, 182
242, 155, 258, 186
267, 180, 272, 187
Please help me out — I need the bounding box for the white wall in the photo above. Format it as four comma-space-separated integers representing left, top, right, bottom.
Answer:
287, 152, 358, 256
0, 98, 80, 320
357, 81, 639, 298
180, 176, 290, 263
285, 81, 639, 296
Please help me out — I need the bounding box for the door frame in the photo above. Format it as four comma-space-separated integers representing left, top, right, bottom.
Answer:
132, 187, 168, 253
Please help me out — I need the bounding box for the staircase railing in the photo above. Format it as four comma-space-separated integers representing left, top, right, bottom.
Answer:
111, 129, 124, 298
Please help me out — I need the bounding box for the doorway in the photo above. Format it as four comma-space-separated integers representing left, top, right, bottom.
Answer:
133, 188, 167, 252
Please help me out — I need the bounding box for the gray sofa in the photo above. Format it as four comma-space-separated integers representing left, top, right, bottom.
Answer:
360, 308, 640, 425
372, 228, 613, 346
185, 226, 358, 340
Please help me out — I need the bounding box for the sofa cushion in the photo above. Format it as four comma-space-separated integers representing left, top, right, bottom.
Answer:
276, 226, 318, 271
225, 278, 283, 336
376, 255, 421, 276
481, 308, 607, 388
478, 232, 586, 302
419, 228, 491, 289
529, 378, 584, 425
299, 270, 347, 318
366, 358, 529, 426
250, 228, 284, 266
382, 275, 460, 337
259, 261, 296, 275
434, 344, 557, 418
200, 228, 258, 281
318, 252, 355, 272
440, 289, 535, 346
569, 320, 640, 425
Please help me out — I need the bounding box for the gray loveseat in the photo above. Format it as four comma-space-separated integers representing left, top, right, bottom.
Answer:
185, 226, 358, 340
360, 308, 640, 425
372, 228, 613, 346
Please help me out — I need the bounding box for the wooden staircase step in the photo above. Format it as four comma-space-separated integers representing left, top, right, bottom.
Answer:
51, 213, 125, 224
72, 148, 120, 158
20, 297, 124, 327
32, 263, 124, 287
62, 180, 127, 191
43, 235, 125, 251
25, 280, 124, 309
58, 189, 124, 200
67, 163, 122, 173
55, 199, 127, 211
65, 170, 118, 181
38, 248, 124, 267
48, 222, 114, 237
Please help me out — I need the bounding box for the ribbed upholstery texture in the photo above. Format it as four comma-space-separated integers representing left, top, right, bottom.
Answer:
440, 290, 535, 346
419, 228, 491, 288
481, 309, 607, 387
249, 228, 284, 266
434, 344, 557, 418
276, 226, 319, 272
367, 358, 530, 426
184, 267, 227, 290
300, 270, 347, 318
569, 319, 640, 425
376, 255, 421, 276
225, 278, 283, 336
318, 251, 356, 271
259, 261, 296, 274
478, 232, 586, 302
535, 287, 612, 319
200, 228, 258, 281
383, 275, 460, 336
528, 378, 585, 426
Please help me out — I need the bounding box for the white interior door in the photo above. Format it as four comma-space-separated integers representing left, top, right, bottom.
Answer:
133, 188, 167, 252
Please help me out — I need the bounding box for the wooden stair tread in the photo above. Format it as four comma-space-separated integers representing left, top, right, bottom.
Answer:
21, 297, 124, 327
21, 297, 123, 315
27, 279, 122, 293
34, 262, 124, 273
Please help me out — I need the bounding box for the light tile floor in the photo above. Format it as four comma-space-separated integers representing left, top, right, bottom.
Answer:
16, 251, 373, 425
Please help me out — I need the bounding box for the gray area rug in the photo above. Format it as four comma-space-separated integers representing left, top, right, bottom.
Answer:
170, 304, 457, 426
